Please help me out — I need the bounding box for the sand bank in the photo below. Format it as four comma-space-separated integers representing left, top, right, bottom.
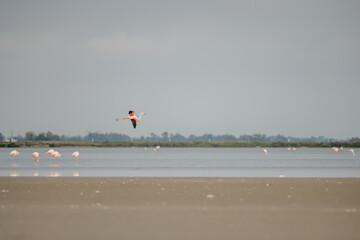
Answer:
0, 177, 359, 240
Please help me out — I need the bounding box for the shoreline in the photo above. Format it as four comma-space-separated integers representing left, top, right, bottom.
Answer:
2, 140, 360, 149
1, 177, 359, 240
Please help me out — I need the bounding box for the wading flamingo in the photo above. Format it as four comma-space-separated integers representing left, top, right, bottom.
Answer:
72, 151, 80, 165
46, 149, 55, 164
349, 149, 355, 156
9, 150, 19, 164
32, 152, 39, 164
263, 149, 268, 155
50, 151, 60, 165
116, 110, 146, 129
332, 147, 339, 153
54, 152, 61, 165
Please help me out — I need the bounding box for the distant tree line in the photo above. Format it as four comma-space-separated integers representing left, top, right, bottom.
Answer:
0, 130, 359, 143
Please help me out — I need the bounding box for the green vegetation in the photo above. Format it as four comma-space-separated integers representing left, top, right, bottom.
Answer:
1, 140, 359, 148
1, 131, 359, 148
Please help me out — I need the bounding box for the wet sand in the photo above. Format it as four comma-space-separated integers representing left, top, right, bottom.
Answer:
1, 177, 359, 240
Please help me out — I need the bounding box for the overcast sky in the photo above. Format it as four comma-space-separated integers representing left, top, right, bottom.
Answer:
0, 0, 359, 139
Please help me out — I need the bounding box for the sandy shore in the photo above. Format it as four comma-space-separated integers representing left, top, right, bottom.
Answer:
0, 177, 359, 240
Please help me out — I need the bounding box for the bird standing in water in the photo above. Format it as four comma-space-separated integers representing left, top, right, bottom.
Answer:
32, 152, 39, 164
116, 110, 146, 129
9, 150, 19, 164
72, 151, 80, 165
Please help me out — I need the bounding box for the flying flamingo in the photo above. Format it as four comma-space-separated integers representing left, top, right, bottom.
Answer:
9, 150, 19, 164
116, 110, 146, 129
263, 149, 268, 155
32, 152, 39, 164
72, 151, 80, 165
349, 149, 355, 156
46, 149, 55, 164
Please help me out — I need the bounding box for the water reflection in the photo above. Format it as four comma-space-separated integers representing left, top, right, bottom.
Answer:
46, 172, 61, 177
0, 148, 359, 177
9, 172, 19, 177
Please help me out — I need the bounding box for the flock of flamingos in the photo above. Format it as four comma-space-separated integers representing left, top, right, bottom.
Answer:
7, 146, 164, 166
4, 146, 357, 177
263, 146, 356, 155
8, 149, 80, 165
8, 146, 356, 165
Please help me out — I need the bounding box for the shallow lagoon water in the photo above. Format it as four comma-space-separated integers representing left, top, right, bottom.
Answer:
0, 148, 359, 177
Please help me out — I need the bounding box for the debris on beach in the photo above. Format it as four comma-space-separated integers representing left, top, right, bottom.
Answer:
206, 194, 215, 199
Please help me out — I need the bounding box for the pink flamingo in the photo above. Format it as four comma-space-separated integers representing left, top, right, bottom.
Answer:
9, 150, 19, 164
332, 147, 339, 153
263, 149, 268, 155
349, 149, 355, 156
116, 110, 145, 129
72, 151, 80, 165
46, 149, 55, 164
54, 152, 61, 165
32, 152, 39, 164
50, 151, 60, 165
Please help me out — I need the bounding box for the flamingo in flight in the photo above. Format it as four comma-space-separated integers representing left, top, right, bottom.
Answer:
116, 110, 145, 129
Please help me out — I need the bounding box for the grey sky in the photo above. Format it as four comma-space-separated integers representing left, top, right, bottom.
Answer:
0, 0, 359, 139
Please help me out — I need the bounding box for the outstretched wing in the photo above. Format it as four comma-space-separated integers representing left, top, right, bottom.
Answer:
131, 119, 137, 129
